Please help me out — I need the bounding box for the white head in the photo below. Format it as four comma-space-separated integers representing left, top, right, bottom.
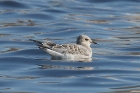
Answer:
76, 35, 97, 47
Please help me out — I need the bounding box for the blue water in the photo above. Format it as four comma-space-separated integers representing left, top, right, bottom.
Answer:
0, 0, 140, 93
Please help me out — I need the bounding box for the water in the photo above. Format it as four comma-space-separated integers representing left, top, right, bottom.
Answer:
0, 0, 140, 93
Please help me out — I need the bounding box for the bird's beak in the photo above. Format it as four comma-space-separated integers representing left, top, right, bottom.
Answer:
91, 39, 97, 44
93, 41, 97, 44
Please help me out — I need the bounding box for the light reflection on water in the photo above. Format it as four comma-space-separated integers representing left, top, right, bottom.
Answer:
0, 0, 140, 93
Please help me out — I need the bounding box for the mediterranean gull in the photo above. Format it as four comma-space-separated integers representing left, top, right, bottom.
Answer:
30, 35, 97, 61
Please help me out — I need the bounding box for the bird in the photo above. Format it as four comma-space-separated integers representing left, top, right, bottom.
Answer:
29, 35, 97, 61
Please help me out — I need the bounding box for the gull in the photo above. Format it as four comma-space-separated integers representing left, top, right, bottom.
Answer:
30, 35, 97, 61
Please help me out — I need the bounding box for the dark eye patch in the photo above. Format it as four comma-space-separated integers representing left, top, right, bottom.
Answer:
85, 38, 88, 41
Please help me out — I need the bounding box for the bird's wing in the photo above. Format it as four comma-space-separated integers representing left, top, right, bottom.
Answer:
30, 39, 90, 56
51, 44, 90, 56
29, 39, 56, 49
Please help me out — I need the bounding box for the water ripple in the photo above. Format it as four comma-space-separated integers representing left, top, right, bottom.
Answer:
0, 0, 140, 93
0, 1, 30, 9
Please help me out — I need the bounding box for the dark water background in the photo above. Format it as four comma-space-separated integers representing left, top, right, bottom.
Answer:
0, 0, 140, 93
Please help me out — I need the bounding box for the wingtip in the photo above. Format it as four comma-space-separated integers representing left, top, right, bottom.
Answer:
29, 39, 35, 42
29, 39, 43, 44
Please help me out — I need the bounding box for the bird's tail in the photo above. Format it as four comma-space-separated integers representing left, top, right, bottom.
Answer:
29, 39, 56, 49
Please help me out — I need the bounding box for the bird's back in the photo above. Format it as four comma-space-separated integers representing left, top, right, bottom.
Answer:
39, 42, 92, 57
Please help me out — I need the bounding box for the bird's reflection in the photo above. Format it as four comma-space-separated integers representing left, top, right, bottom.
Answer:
37, 57, 94, 70
38, 64, 94, 70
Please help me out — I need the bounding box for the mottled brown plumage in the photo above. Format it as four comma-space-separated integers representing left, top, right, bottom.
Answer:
30, 35, 97, 61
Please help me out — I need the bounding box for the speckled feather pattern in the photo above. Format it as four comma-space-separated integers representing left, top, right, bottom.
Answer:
30, 35, 96, 61
41, 44, 91, 56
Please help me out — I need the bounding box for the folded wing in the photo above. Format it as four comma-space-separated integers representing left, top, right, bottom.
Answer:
30, 39, 90, 56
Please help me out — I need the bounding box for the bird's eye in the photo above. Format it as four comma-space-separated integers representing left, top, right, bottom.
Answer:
85, 38, 88, 41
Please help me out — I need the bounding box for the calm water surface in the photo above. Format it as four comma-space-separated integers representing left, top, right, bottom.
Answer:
0, 0, 140, 93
